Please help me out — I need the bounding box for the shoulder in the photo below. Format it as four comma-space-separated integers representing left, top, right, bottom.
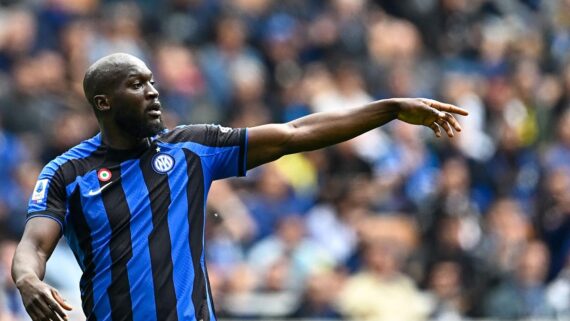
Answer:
157, 124, 209, 143
41, 134, 104, 179
158, 124, 245, 147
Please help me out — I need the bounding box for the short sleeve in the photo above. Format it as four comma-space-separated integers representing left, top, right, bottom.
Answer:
201, 125, 247, 180
27, 162, 67, 231
168, 124, 248, 180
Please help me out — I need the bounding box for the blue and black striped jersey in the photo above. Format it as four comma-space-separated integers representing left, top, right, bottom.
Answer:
27, 124, 248, 321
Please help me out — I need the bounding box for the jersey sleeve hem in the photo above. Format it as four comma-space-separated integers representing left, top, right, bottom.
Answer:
26, 211, 64, 234
238, 128, 248, 177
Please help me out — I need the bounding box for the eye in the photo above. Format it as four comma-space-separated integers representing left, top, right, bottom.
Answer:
132, 82, 142, 89
150, 80, 156, 85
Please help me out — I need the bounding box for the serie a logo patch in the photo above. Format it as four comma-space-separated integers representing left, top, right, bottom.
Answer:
152, 153, 175, 173
31, 179, 48, 202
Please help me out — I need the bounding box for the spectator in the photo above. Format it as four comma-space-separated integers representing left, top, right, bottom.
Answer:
338, 240, 432, 321
424, 260, 467, 321
290, 270, 344, 319
546, 255, 570, 317
483, 240, 556, 319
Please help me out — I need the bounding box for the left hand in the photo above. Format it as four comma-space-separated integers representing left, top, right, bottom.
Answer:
394, 98, 469, 138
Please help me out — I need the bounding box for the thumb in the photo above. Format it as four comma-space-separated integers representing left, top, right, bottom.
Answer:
51, 288, 73, 311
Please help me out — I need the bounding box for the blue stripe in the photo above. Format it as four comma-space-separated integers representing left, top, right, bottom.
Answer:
64, 177, 87, 270
64, 222, 85, 271
120, 159, 158, 321
80, 171, 113, 321
166, 149, 196, 320
200, 164, 216, 321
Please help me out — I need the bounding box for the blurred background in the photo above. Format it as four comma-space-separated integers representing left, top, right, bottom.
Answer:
0, 0, 569, 320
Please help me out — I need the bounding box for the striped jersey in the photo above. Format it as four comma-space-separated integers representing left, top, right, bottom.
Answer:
27, 124, 248, 321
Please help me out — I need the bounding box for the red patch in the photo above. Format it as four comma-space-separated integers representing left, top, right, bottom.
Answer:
97, 168, 112, 182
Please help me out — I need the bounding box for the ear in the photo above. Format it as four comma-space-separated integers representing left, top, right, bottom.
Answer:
93, 95, 111, 112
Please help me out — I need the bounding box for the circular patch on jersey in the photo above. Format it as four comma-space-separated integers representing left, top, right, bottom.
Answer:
152, 153, 175, 174
97, 168, 112, 182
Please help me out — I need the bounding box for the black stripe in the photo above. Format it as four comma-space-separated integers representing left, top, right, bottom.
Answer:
62, 148, 106, 321
68, 187, 97, 321
140, 153, 178, 321
99, 166, 133, 321
39, 147, 106, 225
160, 125, 242, 147
60, 146, 106, 185
183, 149, 210, 321
238, 128, 246, 176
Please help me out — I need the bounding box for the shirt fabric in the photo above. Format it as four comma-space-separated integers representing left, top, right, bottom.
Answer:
27, 124, 248, 321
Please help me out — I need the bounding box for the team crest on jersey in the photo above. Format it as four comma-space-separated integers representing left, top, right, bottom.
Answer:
97, 168, 112, 182
152, 153, 175, 174
31, 179, 48, 202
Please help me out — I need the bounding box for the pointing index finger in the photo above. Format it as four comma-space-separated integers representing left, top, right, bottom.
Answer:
423, 99, 469, 116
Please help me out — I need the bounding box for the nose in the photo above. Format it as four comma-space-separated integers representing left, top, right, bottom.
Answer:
146, 82, 159, 99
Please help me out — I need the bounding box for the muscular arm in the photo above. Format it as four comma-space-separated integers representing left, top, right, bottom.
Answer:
247, 98, 468, 169
12, 218, 72, 320
12, 218, 59, 284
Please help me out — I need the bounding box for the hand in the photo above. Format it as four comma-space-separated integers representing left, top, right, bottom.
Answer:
394, 98, 468, 138
16, 276, 73, 321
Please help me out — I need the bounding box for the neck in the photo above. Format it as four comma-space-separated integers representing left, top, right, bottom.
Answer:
99, 123, 146, 150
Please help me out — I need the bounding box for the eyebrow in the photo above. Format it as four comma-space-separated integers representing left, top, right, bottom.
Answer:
126, 70, 153, 79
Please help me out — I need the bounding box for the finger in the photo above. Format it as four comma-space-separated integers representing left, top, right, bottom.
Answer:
52, 288, 73, 311
41, 302, 62, 321
437, 118, 454, 137
47, 305, 65, 321
46, 298, 68, 320
422, 99, 469, 116
428, 122, 442, 138
27, 304, 41, 321
36, 298, 60, 321
27, 297, 49, 321
444, 112, 463, 132
47, 292, 70, 320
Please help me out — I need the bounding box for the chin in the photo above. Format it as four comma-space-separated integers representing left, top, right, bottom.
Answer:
142, 120, 166, 137
116, 114, 166, 139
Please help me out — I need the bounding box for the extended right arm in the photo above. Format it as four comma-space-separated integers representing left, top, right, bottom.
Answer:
246, 98, 467, 169
12, 217, 72, 321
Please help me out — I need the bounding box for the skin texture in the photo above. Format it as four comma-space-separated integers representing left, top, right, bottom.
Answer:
12, 53, 468, 321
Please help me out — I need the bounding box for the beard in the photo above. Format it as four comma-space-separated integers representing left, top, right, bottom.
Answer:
115, 109, 166, 139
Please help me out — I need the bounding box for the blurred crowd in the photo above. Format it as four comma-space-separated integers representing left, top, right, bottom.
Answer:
0, 0, 569, 320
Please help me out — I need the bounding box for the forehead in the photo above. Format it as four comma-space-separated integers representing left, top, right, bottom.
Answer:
123, 60, 152, 79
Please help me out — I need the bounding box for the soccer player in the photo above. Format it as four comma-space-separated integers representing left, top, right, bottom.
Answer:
11, 53, 467, 321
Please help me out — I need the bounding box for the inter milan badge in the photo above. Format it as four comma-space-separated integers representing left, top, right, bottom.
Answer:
152, 153, 175, 174
98, 168, 112, 182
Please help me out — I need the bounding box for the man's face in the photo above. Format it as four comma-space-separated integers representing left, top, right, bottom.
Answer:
109, 59, 165, 139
